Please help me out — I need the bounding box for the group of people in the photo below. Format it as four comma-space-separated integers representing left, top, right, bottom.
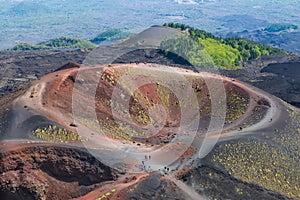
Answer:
140, 154, 173, 174
141, 155, 152, 172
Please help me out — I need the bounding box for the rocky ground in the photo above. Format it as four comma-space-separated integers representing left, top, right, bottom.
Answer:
0, 49, 89, 99
221, 53, 300, 108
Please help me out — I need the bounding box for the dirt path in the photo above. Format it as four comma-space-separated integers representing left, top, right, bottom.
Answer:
166, 174, 208, 200
75, 173, 149, 200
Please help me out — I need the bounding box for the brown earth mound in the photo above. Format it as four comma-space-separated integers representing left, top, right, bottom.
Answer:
0, 144, 119, 200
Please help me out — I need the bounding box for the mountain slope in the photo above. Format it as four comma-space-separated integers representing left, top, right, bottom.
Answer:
163, 23, 286, 69
11, 37, 96, 50
222, 23, 300, 54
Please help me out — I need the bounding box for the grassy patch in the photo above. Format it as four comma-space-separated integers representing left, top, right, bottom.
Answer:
32, 125, 87, 143
213, 139, 300, 199
225, 86, 249, 123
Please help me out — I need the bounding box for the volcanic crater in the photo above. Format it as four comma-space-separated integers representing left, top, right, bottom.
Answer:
0, 62, 298, 200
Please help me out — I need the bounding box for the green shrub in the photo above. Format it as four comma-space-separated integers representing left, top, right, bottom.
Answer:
32, 125, 87, 143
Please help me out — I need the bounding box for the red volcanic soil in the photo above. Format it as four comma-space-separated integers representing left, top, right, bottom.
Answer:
19, 63, 267, 145
0, 63, 281, 199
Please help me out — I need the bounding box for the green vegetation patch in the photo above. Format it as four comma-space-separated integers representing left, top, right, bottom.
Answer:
199, 38, 241, 69
38, 36, 96, 49
222, 37, 285, 61
11, 37, 96, 50
32, 125, 87, 143
160, 35, 215, 68
264, 23, 299, 32
10, 42, 49, 50
163, 23, 286, 69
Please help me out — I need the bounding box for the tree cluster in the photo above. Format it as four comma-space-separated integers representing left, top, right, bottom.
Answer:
163, 23, 286, 69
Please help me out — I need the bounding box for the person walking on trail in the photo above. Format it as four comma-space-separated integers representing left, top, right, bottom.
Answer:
141, 160, 145, 171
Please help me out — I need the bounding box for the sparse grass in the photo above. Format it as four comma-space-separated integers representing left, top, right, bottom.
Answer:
229, 105, 267, 131
130, 104, 152, 126
99, 118, 132, 141
32, 125, 87, 143
271, 104, 300, 158
225, 86, 249, 123
156, 84, 170, 110
100, 70, 117, 86
213, 139, 300, 199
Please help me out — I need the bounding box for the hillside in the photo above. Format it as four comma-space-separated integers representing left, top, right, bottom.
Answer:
10, 37, 96, 50
222, 23, 300, 54
163, 23, 287, 69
